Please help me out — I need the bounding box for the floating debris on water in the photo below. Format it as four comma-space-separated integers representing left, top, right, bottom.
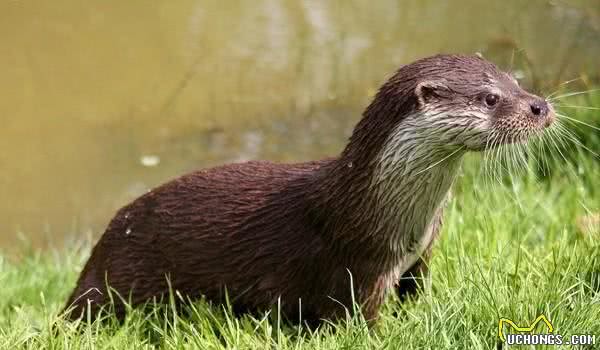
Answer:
140, 155, 160, 167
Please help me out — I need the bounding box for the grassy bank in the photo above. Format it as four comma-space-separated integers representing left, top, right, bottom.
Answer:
1, 106, 599, 348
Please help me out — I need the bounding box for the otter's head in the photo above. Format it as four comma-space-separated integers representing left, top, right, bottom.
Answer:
364, 54, 555, 153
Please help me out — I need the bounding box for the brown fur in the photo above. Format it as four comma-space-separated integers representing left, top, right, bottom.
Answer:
63, 54, 553, 324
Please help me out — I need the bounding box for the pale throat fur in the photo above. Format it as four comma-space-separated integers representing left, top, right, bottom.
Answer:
368, 111, 465, 278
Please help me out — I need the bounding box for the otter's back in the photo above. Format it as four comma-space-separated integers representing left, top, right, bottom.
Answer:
67, 159, 334, 317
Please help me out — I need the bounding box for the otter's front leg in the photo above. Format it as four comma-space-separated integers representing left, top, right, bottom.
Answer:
395, 256, 430, 301
395, 201, 445, 301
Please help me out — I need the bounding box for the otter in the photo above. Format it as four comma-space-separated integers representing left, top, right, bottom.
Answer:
63, 54, 554, 325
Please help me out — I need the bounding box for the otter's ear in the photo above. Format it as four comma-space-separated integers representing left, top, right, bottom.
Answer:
415, 80, 449, 107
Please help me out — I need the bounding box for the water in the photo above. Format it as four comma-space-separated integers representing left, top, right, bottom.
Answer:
1, 0, 599, 250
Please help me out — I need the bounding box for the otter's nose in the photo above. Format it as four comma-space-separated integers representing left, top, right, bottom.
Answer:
530, 100, 548, 117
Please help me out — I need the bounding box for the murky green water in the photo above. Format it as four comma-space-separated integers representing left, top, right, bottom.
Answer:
1, 0, 599, 250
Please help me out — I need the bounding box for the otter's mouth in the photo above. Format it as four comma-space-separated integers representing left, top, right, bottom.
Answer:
463, 134, 526, 152
482, 129, 542, 151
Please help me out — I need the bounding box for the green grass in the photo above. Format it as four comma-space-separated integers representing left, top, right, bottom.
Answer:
1, 109, 599, 349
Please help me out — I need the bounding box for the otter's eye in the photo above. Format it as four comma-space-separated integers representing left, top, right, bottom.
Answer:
484, 93, 500, 107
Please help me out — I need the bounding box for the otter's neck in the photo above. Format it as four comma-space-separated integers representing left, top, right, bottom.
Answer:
316, 113, 465, 266
369, 121, 463, 255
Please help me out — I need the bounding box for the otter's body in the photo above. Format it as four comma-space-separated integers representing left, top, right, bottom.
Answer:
65, 157, 448, 323
65, 54, 554, 323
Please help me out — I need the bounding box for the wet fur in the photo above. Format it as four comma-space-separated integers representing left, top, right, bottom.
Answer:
64, 54, 552, 324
